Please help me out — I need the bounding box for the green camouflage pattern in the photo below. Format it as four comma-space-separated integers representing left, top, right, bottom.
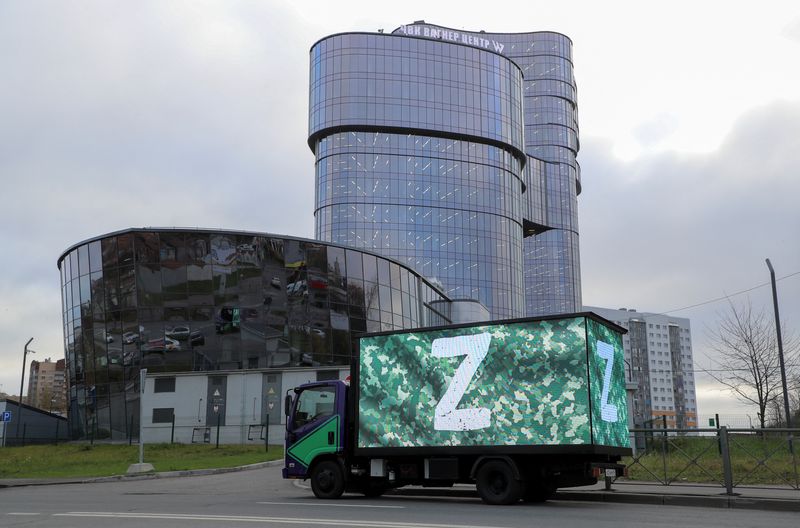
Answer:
357, 318, 595, 448
587, 319, 630, 447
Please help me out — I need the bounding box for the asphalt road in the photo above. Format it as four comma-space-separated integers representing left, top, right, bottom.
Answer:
1, 465, 795, 528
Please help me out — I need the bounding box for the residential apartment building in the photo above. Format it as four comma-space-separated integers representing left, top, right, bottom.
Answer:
586, 307, 698, 428
27, 358, 67, 413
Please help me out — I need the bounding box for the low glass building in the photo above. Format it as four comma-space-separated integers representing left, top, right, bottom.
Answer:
58, 228, 451, 440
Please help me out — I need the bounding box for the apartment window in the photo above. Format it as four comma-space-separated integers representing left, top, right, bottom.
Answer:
152, 408, 174, 423
154, 377, 176, 393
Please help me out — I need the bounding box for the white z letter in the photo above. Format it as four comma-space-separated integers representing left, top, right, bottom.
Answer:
431, 332, 492, 431
596, 340, 618, 423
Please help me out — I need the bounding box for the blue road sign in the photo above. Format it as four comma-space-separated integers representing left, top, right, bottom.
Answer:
1, 411, 11, 422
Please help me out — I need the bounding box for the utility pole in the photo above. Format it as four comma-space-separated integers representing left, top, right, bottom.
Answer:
766, 259, 792, 428
16, 338, 34, 441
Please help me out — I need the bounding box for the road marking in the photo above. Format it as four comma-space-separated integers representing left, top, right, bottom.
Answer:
55, 512, 513, 528
257, 501, 404, 509
7, 513, 41, 516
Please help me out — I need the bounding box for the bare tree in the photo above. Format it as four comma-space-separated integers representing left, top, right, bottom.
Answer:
705, 299, 798, 429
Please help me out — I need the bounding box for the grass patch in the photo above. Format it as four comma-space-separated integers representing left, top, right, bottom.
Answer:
624, 433, 800, 486
0, 443, 284, 479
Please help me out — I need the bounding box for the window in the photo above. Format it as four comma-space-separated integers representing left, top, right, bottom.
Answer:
154, 377, 176, 393
152, 407, 174, 423
292, 385, 336, 429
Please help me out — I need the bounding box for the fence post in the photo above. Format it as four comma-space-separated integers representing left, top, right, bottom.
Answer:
719, 426, 734, 495
661, 417, 668, 484
22, 423, 27, 447
171, 413, 175, 444
265, 423, 269, 453
55, 420, 59, 446
129, 414, 134, 446
216, 412, 221, 449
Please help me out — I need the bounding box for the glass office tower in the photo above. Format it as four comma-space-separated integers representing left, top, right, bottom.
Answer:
311, 24, 581, 318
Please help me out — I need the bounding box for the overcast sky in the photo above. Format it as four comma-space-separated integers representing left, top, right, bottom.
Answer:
1, 0, 798, 422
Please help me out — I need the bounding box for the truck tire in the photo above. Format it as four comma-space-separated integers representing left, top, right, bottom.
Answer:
476, 460, 523, 505
310, 460, 345, 499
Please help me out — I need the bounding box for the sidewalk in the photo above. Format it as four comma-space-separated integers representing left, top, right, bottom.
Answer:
555, 479, 800, 512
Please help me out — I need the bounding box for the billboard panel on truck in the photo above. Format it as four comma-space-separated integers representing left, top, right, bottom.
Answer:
357, 315, 629, 450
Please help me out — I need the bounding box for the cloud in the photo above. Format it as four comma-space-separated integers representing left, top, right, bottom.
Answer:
0, 1, 316, 394
581, 99, 800, 310
632, 114, 680, 147
783, 16, 800, 43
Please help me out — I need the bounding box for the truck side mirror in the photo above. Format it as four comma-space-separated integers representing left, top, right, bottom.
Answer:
285, 394, 293, 417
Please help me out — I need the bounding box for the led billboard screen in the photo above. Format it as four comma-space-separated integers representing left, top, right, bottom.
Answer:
357, 316, 629, 449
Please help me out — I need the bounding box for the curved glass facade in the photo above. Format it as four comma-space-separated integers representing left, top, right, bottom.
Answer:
58, 229, 450, 440
389, 24, 582, 316
309, 33, 526, 156
310, 33, 527, 318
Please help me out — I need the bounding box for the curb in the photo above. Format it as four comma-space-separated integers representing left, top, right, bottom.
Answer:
554, 490, 800, 512
0, 459, 284, 488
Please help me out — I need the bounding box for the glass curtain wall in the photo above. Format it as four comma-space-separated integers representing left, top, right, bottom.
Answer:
59, 229, 449, 440
309, 33, 527, 319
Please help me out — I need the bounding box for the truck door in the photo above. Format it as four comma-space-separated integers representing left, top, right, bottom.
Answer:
284, 383, 343, 478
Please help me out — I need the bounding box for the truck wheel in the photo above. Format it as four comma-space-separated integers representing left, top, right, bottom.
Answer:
310, 460, 345, 499
476, 460, 522, 505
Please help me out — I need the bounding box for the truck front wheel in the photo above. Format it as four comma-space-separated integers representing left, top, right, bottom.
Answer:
310, 460, 345, 499
476, 460, 522, 505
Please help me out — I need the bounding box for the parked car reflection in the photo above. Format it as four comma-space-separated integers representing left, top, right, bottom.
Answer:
166, 326, 190, 341
141, 337, 180, 353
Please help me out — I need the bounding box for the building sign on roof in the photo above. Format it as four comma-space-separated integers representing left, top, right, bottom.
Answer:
397, 25, 505, 54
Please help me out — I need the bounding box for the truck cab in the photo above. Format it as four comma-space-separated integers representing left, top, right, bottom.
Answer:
283, 381, 349, 497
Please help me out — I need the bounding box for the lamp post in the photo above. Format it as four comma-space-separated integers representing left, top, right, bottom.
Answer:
16, 338, 34, 440
765, 259, 792, 428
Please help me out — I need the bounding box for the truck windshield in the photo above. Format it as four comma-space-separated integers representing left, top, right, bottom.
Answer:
293, 386, 336, 429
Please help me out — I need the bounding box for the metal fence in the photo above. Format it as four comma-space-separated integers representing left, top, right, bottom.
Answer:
624, 426, 799, 493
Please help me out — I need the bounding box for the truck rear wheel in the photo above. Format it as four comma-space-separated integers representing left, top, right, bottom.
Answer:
476, 460, 522, 505
310, 460, 345, 499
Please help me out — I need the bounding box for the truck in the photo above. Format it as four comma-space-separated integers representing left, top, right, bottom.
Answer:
282, 312, 631, 505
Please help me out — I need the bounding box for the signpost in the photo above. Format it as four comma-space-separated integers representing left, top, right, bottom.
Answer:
1, 411, 10, 447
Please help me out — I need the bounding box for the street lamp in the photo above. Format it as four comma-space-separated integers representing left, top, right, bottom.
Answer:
16, 337, 34, 440
765, 259, 792, 428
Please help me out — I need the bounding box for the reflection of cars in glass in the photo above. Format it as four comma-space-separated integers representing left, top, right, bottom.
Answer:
270, 276, 281, 289
287, 280, 308, 298
166, 326, 190, 341
122, 332, 139, 344
190, 331, 205, 346
141, 337, 180, 353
